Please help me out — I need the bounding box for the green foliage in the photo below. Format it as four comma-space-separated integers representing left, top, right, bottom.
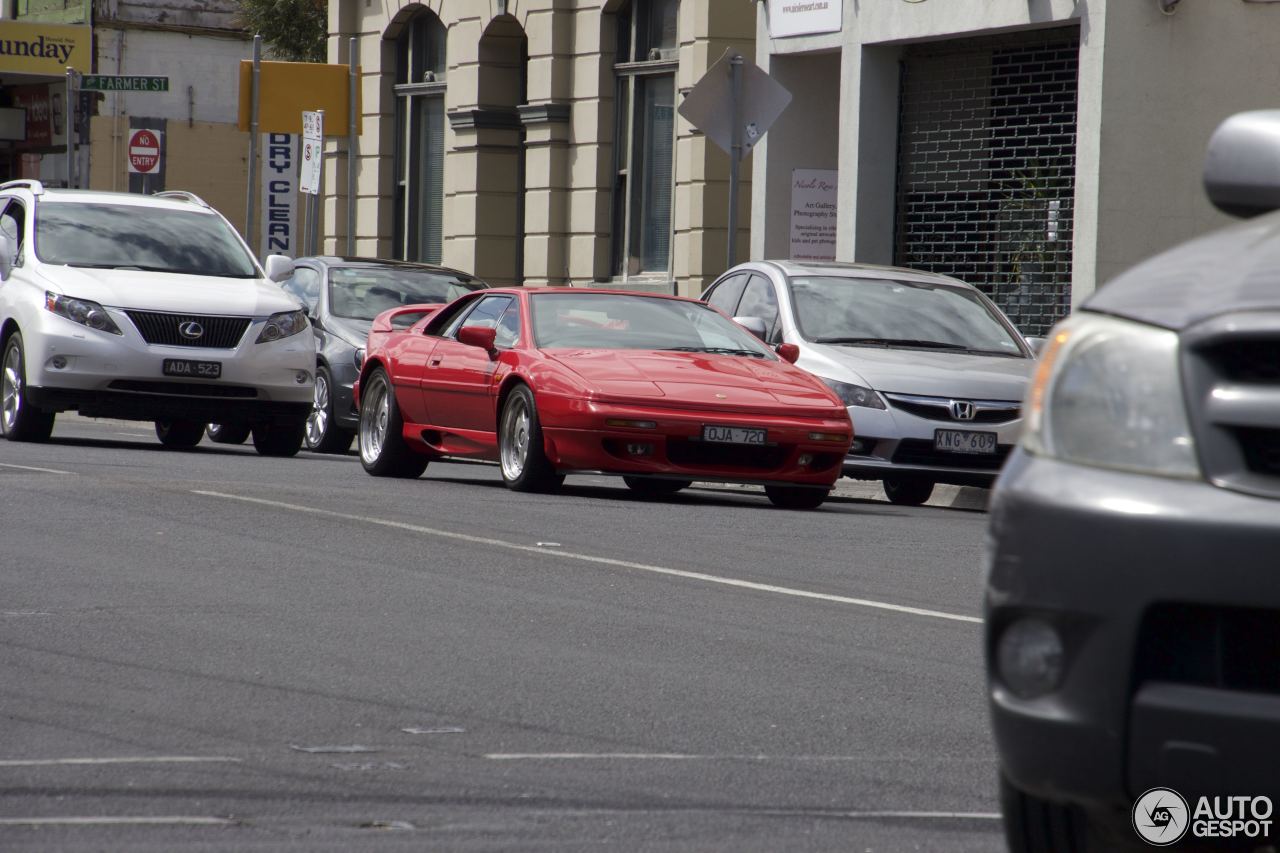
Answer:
236, 0, 327, 63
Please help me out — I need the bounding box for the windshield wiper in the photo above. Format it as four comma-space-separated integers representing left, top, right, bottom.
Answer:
660, 346, 766, 358
815, 336, 968, 350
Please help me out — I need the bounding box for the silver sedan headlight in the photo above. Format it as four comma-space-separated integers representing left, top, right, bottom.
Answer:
1023, 313, 1200, 479
818, 376, 886, 410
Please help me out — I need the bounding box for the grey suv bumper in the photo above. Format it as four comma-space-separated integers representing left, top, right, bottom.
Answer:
985, 449, 1280, 807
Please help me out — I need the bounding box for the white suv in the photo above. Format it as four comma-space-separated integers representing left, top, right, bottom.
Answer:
0, 181, 314, 455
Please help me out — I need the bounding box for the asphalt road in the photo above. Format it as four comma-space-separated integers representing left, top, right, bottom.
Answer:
0, 416, 1001, 852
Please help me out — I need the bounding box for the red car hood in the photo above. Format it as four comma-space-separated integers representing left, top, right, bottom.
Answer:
545, 349, 844, 418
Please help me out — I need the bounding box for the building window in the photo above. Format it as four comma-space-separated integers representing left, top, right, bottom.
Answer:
393, 10, 447, 264
610, 0, 678, 280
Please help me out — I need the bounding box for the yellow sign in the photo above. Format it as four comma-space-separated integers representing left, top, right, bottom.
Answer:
237, 61, 362, 135
0, 21, 91, 75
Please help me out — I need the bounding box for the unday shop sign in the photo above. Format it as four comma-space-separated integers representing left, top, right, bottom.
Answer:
0, 21, 91, 75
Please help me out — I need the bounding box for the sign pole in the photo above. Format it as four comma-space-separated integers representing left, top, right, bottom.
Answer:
347, 37, 358, 257
65, 66, 74, 188
245, 35, 262, 252
726, 54, 743, 271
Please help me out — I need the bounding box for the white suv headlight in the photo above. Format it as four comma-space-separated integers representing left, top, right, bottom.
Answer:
1024, 313, 1200, 479
45, 292, 122, 335
255, 310, 308, 344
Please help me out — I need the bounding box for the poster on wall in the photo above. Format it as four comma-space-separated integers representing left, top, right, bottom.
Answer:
791, 169, 838, 262
768, 0, 843, 39
10, 85, 52, 147
261, 132, 298, 257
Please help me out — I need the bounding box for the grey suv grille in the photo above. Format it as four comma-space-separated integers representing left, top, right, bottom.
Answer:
125, 310, 251, 349
1183, 313, 1280, 499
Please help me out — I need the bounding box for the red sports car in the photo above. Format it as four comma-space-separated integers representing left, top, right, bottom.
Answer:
354, 288, 853, 508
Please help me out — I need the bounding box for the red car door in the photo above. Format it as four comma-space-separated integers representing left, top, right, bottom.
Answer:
420, 294, 515, 431
386, 331, 439, 425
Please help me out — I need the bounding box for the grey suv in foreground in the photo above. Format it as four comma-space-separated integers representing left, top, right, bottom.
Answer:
987, 111, 1280, 852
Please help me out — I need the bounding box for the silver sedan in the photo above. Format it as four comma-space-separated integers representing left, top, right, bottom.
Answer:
703, 261, 1036, 505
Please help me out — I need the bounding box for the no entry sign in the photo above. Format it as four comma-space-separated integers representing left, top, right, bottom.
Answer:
127, 129, 162, 174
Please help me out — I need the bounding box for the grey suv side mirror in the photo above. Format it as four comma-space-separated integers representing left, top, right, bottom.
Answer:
733, 316, 768, 341
1204, 110, 1280, 218
0, 234, 14, 280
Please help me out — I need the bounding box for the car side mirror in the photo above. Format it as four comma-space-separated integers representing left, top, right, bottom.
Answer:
263, 254, 294, 282
457, 325, 497, 353
0, 234, 12, 280
776, 343, 801, 364
1025, 336, 1046, 356
1204, 110, 1280, 218
733, 316, 768, 341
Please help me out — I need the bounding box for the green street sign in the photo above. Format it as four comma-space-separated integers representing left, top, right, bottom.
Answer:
81, 75, 169, 93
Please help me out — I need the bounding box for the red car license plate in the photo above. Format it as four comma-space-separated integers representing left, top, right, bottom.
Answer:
163, 359, 222, 379
703, 425, 766, 445
934, 428, 996, 454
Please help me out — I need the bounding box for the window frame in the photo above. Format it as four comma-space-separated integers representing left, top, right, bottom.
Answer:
608, 0, 680, 285
392, 10, 448, 264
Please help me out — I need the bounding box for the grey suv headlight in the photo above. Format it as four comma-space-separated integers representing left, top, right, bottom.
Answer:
45, 292, 122, 335
819, 376, 886, 409
255, 310, 308, 344
1023, 313, 1199, 478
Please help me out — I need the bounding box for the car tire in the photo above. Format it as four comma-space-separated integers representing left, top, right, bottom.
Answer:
623, 476, 691, 497
206, 422, 251, 445
764, 485, 828, 509
358, 367, 428, 478
251, 420, 306, 458
155, 419, 204, 448
883, 476, 934, 506
498, 384, 563, 493
0, 332, 55, 442
304, 365, 355, 454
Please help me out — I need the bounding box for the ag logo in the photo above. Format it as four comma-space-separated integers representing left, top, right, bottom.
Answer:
1133, 787, 1190, 846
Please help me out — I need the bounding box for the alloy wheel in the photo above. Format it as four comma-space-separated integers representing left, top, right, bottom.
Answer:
2, 342, 21, 433
306, 372, 330, 447
360, 378, 388, 465
500, 394, 531, 481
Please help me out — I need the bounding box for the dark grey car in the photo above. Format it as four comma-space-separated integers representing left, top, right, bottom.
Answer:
208, 257, 486, 452
987, 111, 1280, 852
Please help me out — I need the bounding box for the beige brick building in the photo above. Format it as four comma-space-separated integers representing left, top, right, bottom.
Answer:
324, 0, 754, 295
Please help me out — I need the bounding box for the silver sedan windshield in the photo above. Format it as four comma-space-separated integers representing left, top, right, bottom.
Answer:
790, 276, 1025, 356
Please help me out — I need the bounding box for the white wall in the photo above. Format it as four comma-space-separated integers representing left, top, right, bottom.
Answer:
94, 28, 250, 125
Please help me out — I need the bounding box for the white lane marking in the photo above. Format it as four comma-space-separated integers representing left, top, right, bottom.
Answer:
775, 810, 1001, 821
193, 490, 981, 625
113, 431, 153, 438
487, 753, 878, 761
0, 756, 241, 767
0, 461, 72, 474
0, 816, 233, 826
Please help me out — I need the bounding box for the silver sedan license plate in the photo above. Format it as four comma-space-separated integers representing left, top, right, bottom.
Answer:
935, 428, 996, 455
703, 425, 766, 445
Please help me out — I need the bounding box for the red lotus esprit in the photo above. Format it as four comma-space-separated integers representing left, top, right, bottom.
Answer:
353, 288, 853, 508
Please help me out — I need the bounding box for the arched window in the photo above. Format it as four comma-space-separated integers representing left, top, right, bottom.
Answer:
610, 0, 678, 280
393, 9, 447, 263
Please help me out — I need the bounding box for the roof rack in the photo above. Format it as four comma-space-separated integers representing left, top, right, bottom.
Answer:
0, 179, 45, 195
153, 190, 209, 208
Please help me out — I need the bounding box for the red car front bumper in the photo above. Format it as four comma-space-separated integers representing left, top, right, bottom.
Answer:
539, 398, 852, 487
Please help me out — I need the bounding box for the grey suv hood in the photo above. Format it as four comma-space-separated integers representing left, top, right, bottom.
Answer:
37, 266, 297, 316
1087, 209, 1280, 330
800, 342, 1032, 401
321, 315, 372, 348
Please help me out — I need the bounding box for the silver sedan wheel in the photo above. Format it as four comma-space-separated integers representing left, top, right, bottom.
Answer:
305, 372, 330, 447
359, 378, 388, 466
499, 394, 531, 481
2, 342, 22, 433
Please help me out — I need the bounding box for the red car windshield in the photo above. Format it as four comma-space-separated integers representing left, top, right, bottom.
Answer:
530, 292, 774, 357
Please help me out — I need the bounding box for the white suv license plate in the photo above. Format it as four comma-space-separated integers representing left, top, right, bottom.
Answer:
163, 359, 222, 379
935, 428, 996, 455
703, 425, 766, 445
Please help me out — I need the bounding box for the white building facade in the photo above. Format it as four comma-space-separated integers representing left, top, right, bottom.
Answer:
752, 0, 1280, 335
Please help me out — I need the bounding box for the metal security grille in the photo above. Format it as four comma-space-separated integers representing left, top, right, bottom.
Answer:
124, 310, 251, 348
895, 30, 1080, 336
